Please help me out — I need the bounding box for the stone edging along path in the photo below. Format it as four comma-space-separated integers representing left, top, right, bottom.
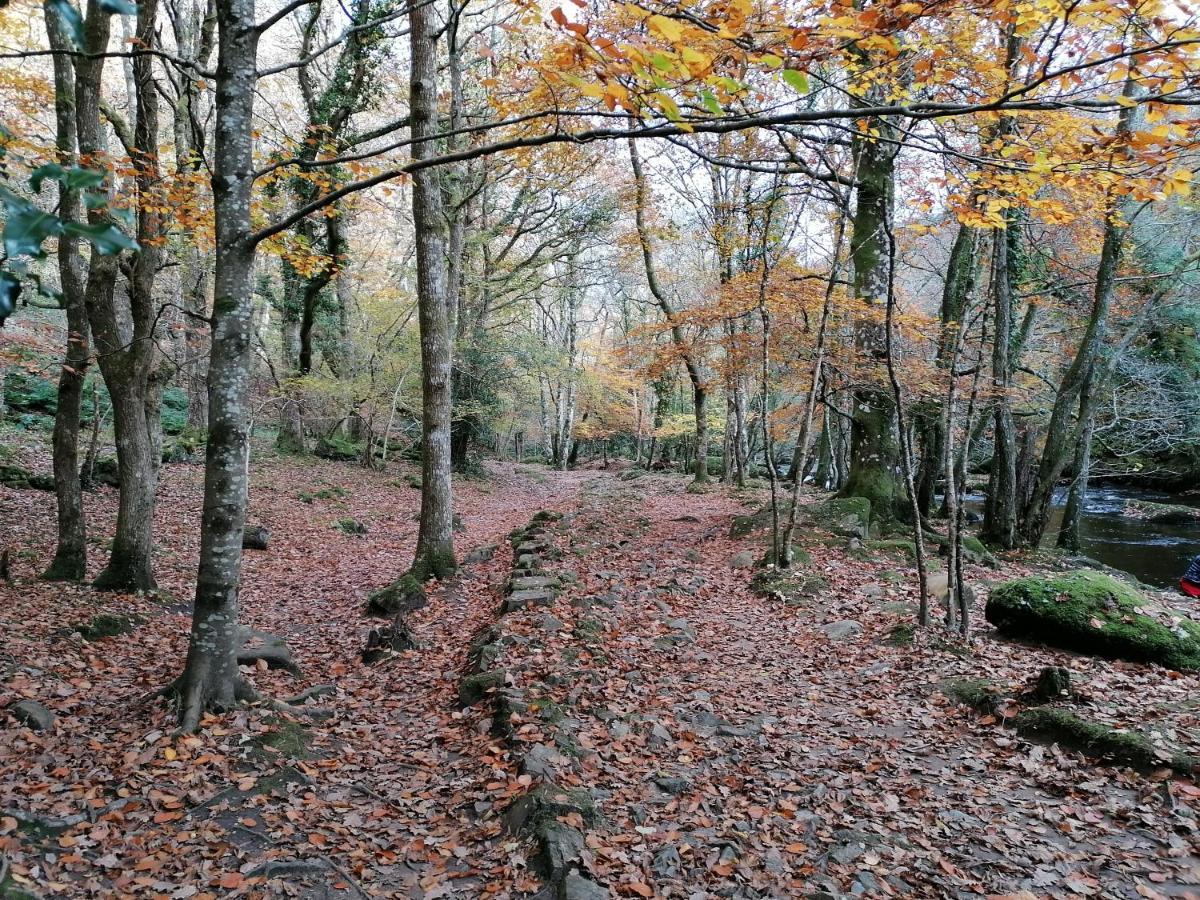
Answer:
459, 509, 611, 900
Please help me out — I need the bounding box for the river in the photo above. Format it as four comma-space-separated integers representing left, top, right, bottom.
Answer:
964, 485, 1200, 589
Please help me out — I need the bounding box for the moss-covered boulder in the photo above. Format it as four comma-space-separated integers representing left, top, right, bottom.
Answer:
366, 573, 427, 616
73, 613, 142, 641
816, 496, 871, 537
0, 464, 54, 492
986, 571, 1200, 670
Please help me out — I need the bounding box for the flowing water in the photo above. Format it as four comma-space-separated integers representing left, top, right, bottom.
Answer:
964, 485, 1200, 589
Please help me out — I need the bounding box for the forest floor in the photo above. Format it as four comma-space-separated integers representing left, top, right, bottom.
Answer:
0, 450, 1199, 899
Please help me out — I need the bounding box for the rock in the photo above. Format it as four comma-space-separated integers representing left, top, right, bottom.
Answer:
73, 613, 141, 641
821, 620, 862, 641
729, 551, 756, 569
559, 872, 611, 900
828, 829, 879, 866
242, 525, 270, 550
237, 628, 301, 675
536, 820, 585, 876
463, 543, 498, 564
1124, 498, 1200, 526
537, 614, 566, 632
665, 618, 696, 642
986, 570, 1200, 670
862, 583, 886, 600
609, 721, 630, 739
362, 620, 418, 663
459, 669, 506, 706
648, 722, 673, 748
817, 496, 871, 537
510, 575, 558, 593
651, 845, 682, 879
1030, 665, 1072, 702
520, 743, 561, 780
367, 574, 428, 616
653, 775, 691, 795
684, 549, 703, 563
503, 589, 556, 612
10, 700, 54, 731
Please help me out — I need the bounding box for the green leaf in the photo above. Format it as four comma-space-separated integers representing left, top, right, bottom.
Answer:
650, 53, 674, 73
48, 0, 85, 49
0, 272, 20, 324
700, 90, 722, 116
2, 193, 64, 258
782, 69, 809, 94
32, 163, 107, 194
62, 221, 138, 255
99, 0, 139, 13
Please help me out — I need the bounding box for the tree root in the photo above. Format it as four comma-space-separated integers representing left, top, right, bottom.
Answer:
236, 628, 301, 675
2, 797, 136, 834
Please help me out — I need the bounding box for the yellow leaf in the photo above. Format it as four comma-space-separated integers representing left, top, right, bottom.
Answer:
647, 14, 684, 43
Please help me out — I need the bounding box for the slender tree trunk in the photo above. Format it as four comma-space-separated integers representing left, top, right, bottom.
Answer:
409, 0, 456, 578
628, 138, 709, 483
981, 227, 1019, 549
843, 118, 901, 517
175, 0, 260, 731
42, 0, 90, 582
91, 0, 166, 592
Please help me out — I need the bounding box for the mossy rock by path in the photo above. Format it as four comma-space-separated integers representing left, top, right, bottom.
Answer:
366, 573, 427, 616
986, 571, 1200, 670
751, 568, 829, 605
0, 464, 54, 492
314, 435, 363, 461
72, 613, 143, 641
1014, 707, 1195, 774
728, 502, 795, 538
815, 496, 871, 536
939, 677, 1003, 713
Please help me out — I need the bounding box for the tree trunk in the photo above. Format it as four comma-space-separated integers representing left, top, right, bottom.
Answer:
42, 0, 90, 582
628, 138, 709, 483
409, 0, 456, 578
90, 0, 166, 592
175, 0, 260, 731
982, 227, 1019, 549
842, 119, 900, 517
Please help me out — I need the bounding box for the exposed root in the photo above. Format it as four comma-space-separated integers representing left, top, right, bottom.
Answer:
2, 797, 136, 834
236, 628, 301, 676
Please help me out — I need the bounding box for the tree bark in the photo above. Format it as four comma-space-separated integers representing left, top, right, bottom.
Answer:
981, 226, 1019, 549
409, 0, 457, 578
175, 0, 260, 731
628, 138, 709, 483
90, 0, 166, 592
842, 115, 900, 517
42, 0, 91, 582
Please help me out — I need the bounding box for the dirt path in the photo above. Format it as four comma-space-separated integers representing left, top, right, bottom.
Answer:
1, 461, 1198, 898
478, 472, 1200, 899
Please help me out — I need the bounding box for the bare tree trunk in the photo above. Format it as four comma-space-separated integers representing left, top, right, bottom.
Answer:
628, 138, 709, 483
90, 0, 166, 592
175, 0, 260, 731
409, 0, 456, 578
42, 0, 91, 582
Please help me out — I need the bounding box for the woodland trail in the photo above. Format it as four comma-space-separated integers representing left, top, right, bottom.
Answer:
1, 458, 1198, 898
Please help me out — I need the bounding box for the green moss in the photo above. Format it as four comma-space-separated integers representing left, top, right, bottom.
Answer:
335, 517, 368, 535
459, 669, 506, 706
940, 677, 1001, 712
1013, 707, 1196, 774
885, 623, 915, 646
986, 571, 1200, 670
367, 572, 427, 616
0, 464, 53, 491
817, 496, 871, 533
314, 434, 362, 461
751, 569, 828, 604
252, 720, 315, 760
73, 613, 142, 640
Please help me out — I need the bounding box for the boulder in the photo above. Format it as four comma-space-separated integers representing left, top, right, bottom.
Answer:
985, 570, 1200, 670
816, 496, 871, 537
821, 620, 862, 641
729, 550, 756, 569
1123, 498, 1200, 526
651, 845, 682, 879
459, 669, 506, 706
242, 525, 270, 550
559, 873, 611, 900
10, 700, 54, 731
